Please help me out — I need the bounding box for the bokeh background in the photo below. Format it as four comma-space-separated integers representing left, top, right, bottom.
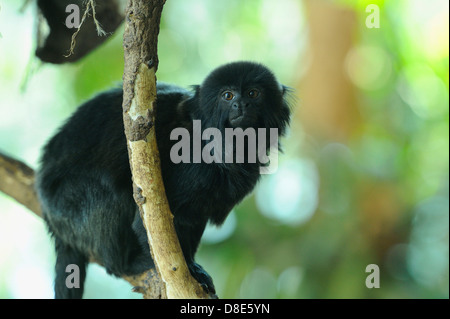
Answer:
0, 0, 448, 298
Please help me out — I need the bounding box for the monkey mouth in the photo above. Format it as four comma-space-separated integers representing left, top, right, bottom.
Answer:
229, 114, 245, 126
229, 106, 245, 126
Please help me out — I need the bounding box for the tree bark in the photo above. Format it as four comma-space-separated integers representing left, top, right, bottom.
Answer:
0, 153, 41, 217
121, 0, 210, 299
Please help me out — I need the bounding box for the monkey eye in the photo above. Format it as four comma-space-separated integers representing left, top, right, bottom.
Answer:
248, 89, 260, 98
222, 91, 234, 101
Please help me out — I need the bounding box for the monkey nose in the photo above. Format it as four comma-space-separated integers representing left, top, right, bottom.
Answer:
232, 101, 249, 110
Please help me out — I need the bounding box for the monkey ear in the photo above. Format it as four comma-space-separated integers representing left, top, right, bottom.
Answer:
190, 85, 201, 94
281, 84, 293, 95
279, 84, 296, 113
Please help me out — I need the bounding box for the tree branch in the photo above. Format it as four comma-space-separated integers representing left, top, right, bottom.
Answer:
122, 0, 210, 299
0, 153, 41, 217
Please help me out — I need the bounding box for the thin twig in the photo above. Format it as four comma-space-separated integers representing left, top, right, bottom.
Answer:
65, 0, 106, 58
89, 0, 107, 36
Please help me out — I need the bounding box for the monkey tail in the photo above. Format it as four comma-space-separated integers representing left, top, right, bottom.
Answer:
53, 237, 87, 299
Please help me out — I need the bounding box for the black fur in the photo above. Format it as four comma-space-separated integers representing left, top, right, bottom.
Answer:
36, 61, 291, 298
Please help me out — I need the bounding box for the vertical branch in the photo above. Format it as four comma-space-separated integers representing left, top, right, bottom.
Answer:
121, 0, 208, 299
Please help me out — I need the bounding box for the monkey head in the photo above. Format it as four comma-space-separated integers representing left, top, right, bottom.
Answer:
192, 61, 291, 136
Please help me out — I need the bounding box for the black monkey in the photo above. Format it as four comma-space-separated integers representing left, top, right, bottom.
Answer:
36, 62, 291, 298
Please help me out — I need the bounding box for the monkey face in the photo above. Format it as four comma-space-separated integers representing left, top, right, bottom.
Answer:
195, 62, 291, 136
218, 87, 262, 128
